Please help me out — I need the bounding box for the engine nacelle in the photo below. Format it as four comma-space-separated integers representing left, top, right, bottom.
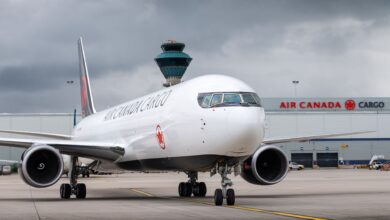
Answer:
19, 144, 64, 188
241, 145, 288, 185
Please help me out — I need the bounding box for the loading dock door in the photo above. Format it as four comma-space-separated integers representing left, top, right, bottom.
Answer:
317, 153, 338, 167
291, 153, 313, 168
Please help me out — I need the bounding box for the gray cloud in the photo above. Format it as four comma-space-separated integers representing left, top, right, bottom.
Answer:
0, 0, 390, 112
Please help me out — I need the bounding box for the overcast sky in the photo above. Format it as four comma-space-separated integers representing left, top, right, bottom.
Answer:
1, 0, 390, 113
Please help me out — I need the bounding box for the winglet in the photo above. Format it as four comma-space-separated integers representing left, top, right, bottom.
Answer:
78, 37, 96, 118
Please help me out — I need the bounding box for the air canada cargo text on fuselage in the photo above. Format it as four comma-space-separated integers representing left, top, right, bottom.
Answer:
279, 100, 385, 111
104, 90, 172, 121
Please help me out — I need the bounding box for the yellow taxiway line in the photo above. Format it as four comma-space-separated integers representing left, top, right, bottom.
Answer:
130, 188, 154, 197
130, 188, 328, 220
224, 205, 327, 220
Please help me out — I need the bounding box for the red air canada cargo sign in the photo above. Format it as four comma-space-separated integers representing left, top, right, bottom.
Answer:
279, 99, 385, 111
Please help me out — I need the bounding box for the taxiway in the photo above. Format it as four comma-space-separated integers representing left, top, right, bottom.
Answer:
0, 169, 389, 219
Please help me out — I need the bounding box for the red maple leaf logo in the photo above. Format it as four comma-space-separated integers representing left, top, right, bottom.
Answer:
156, 125, 165, 150
345, 100, 356, 111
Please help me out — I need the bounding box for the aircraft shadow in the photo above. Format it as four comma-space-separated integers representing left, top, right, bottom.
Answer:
237, 190, 390, 199
0, 190, 387, 202
0, 196, 167, 202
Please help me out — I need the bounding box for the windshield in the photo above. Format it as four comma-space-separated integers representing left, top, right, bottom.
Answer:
198, 92, 262, 108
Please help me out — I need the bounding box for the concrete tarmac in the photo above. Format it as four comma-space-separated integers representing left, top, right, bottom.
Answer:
0, 169, 390, 220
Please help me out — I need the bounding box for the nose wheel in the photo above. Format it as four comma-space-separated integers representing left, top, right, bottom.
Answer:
60, 156, 87, 199
214, 188, 235, 206
213, 164, 236, 206
178, 171, 207, 197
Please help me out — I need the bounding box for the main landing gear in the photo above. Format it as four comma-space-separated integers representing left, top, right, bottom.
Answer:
178, 171, 207, 197
60, 156, 87, 199
212, 164, 236, 206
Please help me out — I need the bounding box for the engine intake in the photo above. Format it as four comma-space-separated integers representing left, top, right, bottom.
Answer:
241, 145, 288, 185
19, 145, 64, 188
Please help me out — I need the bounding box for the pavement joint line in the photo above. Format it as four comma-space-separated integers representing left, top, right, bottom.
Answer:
29, 186, 41, 220
130, 188, 329, 220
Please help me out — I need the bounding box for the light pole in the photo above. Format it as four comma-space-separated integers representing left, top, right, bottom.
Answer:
292, 80, 299, 136
66, 80, 77, 128
292, 80, 299, 98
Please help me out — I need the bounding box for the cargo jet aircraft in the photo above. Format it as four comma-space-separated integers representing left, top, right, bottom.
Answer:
0, 38, 368, 206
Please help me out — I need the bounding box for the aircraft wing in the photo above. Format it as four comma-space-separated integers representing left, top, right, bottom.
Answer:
262, 131, 373, 145
0, 137, 124, 161
0, 129, 72, 140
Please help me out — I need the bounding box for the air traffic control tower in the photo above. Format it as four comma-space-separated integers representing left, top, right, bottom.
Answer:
155, 41, 192, 87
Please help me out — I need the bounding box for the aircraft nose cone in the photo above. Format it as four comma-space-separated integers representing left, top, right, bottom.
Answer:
226, 108, 264, 155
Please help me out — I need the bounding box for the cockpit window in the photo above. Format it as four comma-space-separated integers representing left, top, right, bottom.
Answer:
200, 94, 212, 107
242, 93, 257, 105
223, 93, 241, 103
252, 93, 262, 105
197, 92, 262, 108
210, 94, 223, 107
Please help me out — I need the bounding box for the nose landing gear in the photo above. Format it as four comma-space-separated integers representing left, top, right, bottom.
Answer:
60, 156, 87, 199
213, 164, 236, 206
178, 171, 207, 197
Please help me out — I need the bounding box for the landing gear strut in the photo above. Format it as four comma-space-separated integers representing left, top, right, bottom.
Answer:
60, 156, 87, 199
213, 164, 236, 206
178, 171, 207, 197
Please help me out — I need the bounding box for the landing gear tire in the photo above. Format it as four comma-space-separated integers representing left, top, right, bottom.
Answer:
184, 182, 192, 197
60, 156, 87, 199
178, 182, 186, 197
226, 188, 235, 206
193, 183, 200, 197
214, 189, 223, 206
179, 172, 207, 198
60, 183, 71, 199
76, 183, 87, 199
198, 182, 207, 197
192, 182, 207, 197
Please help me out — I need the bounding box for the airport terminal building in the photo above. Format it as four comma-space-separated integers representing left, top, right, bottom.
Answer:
0, 97, 390, 168
263, 97, 390, 167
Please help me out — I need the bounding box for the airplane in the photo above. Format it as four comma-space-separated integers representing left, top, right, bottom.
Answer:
0, 38, 369, 206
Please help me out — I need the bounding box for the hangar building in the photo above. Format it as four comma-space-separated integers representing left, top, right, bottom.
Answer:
0, 97, 389, 168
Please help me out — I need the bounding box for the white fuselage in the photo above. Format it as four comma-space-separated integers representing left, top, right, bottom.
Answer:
71, 75, 265, 171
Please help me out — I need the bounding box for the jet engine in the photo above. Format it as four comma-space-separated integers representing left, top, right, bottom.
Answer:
19, 144, 64, 188
241, 145, 288, 185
